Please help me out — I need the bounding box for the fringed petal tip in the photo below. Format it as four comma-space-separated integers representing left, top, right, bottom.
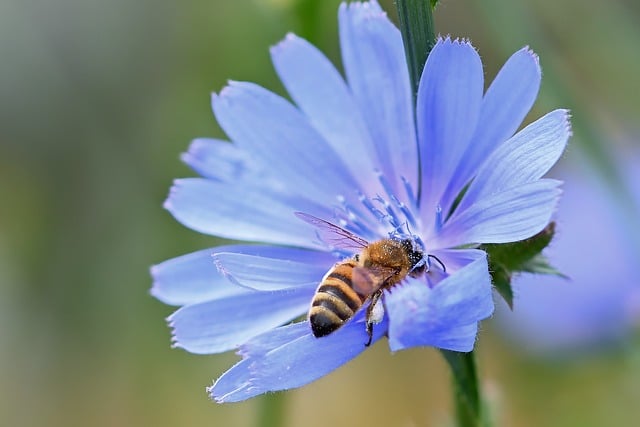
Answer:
179, 141, 204, 173
538, 108, 573, 142
149, 274, 198, 308
434, 35, 478, 51
208, 379, 260, 404
212, 81, 233, 100
340, 0, 384, 16
558, 108, 573, 137
168, 323, 181, 350
211, 80, 253, 105
180, 137, 215, 161
519, 45, 540, 66
166, 313, 183, 348
269, 32, 300, 55
161, 179, 179, 212
152, 246, 260, 306
161, 178, 216, 236
205, 384, 215, 401
149, 265, 163, 297
211, 81, 276, 121
180, 137, 254, 182
207, 384, 225, 404
206, 358, 259, 404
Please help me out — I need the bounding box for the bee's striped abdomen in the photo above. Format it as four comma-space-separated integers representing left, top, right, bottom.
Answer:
309, 260, 364, 338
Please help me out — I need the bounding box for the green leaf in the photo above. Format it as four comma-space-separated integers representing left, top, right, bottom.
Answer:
484, 222, 555, 270
521, 253, 568, 278
489, 263, 514, 309
482, 222, 561, 308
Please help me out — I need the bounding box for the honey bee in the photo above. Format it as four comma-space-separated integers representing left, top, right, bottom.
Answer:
297, 212, 445, 346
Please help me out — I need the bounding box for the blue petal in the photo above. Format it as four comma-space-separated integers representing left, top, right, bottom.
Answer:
181, 138, 268, 183
168, 286, 314, 354
238, 320, 314, 358
214, 246, 335, 291
150, 247, 250, 306
209, 323, 315, 402
423, 323, 479, 353
444, 47, 542, 210
210, 312, 386, 402
418, 38, 484, 223
212, 82, 361, 208
386, 249, 493, 352
338, 1, 418, 199
164, 178, 328, 248
458, 109, 571, 213
436, 179, 562, 248
208, 358, 254, 403
270, 33, 381, 195
209, 323, 310, 402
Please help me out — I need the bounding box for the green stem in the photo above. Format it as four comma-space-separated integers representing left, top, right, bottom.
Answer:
395, 2, 485, 423
257, 392, 287, 427
441, 350, 484, 427
395, 0, 437, 98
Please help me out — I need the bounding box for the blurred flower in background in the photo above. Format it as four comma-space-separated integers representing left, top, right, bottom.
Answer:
495, 153, 640, 357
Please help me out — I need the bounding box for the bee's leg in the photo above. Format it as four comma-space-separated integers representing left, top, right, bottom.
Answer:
364, 291, 383, 347
365, 327, 373, 347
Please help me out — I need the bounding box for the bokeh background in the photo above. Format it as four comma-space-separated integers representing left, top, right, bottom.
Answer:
1, 0, 639, 426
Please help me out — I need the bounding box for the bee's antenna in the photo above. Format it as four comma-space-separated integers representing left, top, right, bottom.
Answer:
404, 220, 412, 236
426, 254, 446, 273
391, 220, 414, 240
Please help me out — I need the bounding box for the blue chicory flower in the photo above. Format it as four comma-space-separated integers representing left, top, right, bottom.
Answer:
151, 0, 569, 402
495, 155, 640, 357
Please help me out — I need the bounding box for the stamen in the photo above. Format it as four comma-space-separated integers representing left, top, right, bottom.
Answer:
390, 194, 417, 230
435, 204, 443, 233
375, 170, 395, 201
377, 172, 412, 227
360, 193, 386, 222
401, 176, 419, 211
355, 171, 427, 245
333, 194, 379, 242
372, 195, 401, 230
335, 194, 368, 224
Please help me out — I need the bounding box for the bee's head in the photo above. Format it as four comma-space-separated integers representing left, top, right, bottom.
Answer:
400, 239, 426, 274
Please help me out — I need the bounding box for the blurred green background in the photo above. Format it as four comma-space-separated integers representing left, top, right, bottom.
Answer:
1, 0, 639, 426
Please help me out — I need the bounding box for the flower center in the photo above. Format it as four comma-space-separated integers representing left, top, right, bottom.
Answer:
331, 171, 428, 250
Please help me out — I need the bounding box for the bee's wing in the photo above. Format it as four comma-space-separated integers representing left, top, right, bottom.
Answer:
351, 265, 397, 296
295, 212, 369, 250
